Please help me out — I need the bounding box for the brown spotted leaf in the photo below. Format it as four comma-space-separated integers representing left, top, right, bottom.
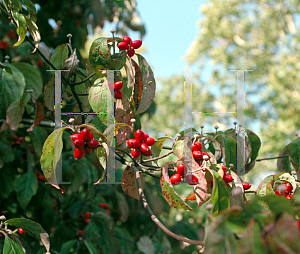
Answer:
193, 168, 209, 206
40, 127, 71, 189
128, 59, 143, 112
161, 161, 194, 210
122, 166, 145, 200
27, 96, 45, 131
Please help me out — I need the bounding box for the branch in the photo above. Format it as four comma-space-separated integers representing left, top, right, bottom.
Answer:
256, 155, 289, 161
142, 150, 173, 162
129, 162, 204, 246
72, 73, 96, 86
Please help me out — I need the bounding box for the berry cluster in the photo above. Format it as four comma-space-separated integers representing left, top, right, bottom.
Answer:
117, 36, 142, 57
11, 135, 24, 146
114, 81, 123, 99
274, 182, 293, 199
126, 130, 155, 158
71, 128, 99, 160
170, 162, 199, 185
191, 141, 210, 165
98, 203, 111, 214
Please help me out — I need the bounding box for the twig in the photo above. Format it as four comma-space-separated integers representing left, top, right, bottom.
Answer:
142, 150, 173, 162
129, 162, 204, 246
72, 73, 96, 86
256, 155, 289, 161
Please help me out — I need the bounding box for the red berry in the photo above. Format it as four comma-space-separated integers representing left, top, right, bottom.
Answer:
79, 128, 90, 141
71, 133, 80, 141
87, 139, 99, 149
223, 174, 233, 183
18, 228, 25, 234
16, 140, 21, 145
98, 203, 105, 208
170, 174, 182, 185
131, 148, 141, 158
144, 133, 149, 139
73, 139, 85, 149
106, 209, 111, 214
84, 218, 90, 224
140, 143, 150, 153
0, 40, 9, 50
285, 182, 293, 193
192, 151, 202, 160
115, 90, 122, 99
85, 148, 93, 154
177, 163, 187, 177
274, 190, 283, 196
78, 230, 83, 237
88, 131, 94, 140
145, 137, 155, 146
242, 182, 251, 190
126, 139, 141, 149
131, 40, 142, 49
74, 148, 85, 160
297, 220, 300, 230
191, 143, 200, 152
13, 135, 18, 140
134, 130, 145, 142
117, 41, 129, 51
142, 149, 152, 156
10, 141, 15, 146
194, 141, 202, 150
6, 29, 15, 39
286, 194, 293, 199
36, 59, 44, 67
84, 212, 91, 219
104, 203, 109, 209
123, 36, 131, 44
114, 81, 123, 90
18, 137, 24, 142
185, 174, 198, 185
127, 48, 135, 57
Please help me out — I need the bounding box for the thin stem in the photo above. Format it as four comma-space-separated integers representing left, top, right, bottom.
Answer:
142, 150, 173, 162
130, 162, 204, 246
256, 155, 289, 161
72, 73, 96, 86
69, 86, 85, 124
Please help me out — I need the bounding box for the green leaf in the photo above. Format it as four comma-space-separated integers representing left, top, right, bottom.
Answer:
277, 144, 292, 173
68, 200, 87, 219
210, 170, 230, 214
172, 138, 193, 159
96, 146, 107, 171
43, 76, 54, 111
12, 12, 27, 47
0, 62, 12, 74
204, 216, 238, 254
60, 240, 77, 254
0, 164, 15, 198
115, 191, 129, 223
88, 77, 113, 126
215, 134, 231, 167
5, 218, 50, 253
12, 62, 43, 98
160, 161, 194, 210
289, 138, 300, 172
16, 0, 37, 22
0, 64, 25, 119
25, 16, 40, 50
6, 92, 30, 130
3, 236, 25, 254
15, 171, 38, 209
150, 135, 173, 158
88, 37, 117, 74
40, 127, 71, 189
237, 218, 267, 254
49, 44, 69, 70
245, 129, 261, 164
135, 54, 156, 114
258, 195, 295, 217
84, 241, 98, 254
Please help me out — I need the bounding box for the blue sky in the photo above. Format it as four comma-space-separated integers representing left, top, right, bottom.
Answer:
105, 0, 203, 79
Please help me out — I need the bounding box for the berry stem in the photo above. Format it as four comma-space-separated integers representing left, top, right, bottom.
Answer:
142, 150, 174, 162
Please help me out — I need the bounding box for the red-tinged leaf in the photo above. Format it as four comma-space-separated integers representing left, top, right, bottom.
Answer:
5, 218, 50, 253
128, 59, 143, 111
161, 161, 194, 210
135, 54, 156, 115
40, 127, 71, 189
27, 97, 45, 131
172, 138, 193, 159
6, 92, 30, 130
121, 166, 145, 200
186, 192, 196, 200
44, 76, 54, 111
193, 168, 209, 206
